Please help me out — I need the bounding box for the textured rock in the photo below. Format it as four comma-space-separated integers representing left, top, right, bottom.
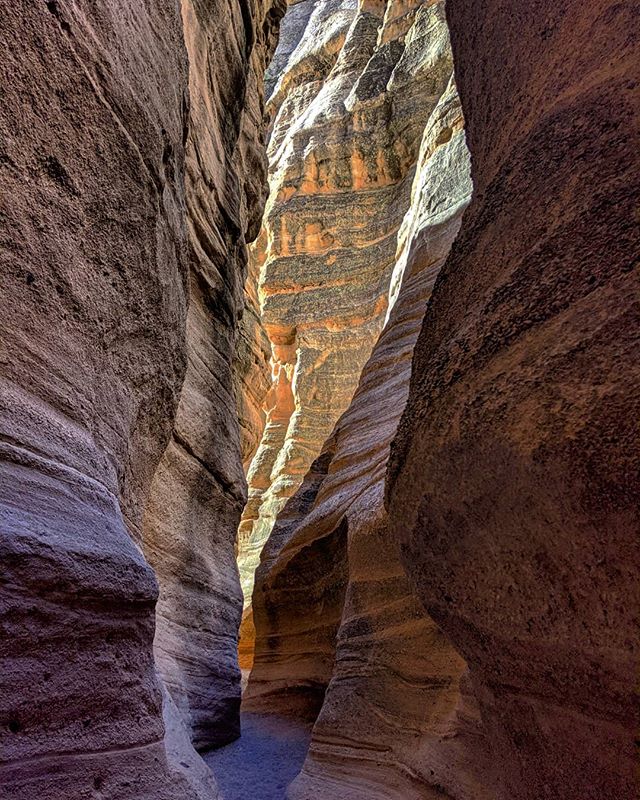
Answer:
235, 254, 272, 472
0, 3, 198, 797
247, 66, 491, 799
0, 0, 279, 795
237, 0, 456, 606
162, 688, 222, 800
142, 0, 284, 750
386, 2, 640, 799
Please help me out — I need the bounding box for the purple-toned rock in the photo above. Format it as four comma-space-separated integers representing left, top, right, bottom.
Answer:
0, 0, 281, 794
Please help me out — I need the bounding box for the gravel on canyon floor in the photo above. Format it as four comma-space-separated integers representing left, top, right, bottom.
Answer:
203, 712, 312, 800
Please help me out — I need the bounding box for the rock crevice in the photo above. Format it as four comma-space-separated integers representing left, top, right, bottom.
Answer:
2, 2, 638, 800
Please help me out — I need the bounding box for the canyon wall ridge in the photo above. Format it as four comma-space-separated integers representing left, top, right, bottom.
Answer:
1, 1, 637, 799
142, 0, 284, 750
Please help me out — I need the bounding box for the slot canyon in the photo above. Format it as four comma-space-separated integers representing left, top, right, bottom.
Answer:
0, 1, 638, 799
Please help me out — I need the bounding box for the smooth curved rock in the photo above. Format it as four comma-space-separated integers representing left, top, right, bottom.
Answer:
0, 2, 197, 797
0, 0, 281, 793
143, 0, 284, 750
386, 2, 640, 799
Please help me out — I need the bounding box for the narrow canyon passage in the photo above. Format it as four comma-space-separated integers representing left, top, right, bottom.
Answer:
204, 714, 312, 800
1, 2, 638, 800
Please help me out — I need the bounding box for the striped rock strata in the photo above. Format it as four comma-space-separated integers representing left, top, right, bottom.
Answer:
237, 0, 456, 621
246, 68, 492, 800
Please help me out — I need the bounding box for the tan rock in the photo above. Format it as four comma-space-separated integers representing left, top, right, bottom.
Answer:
238, 0, 456, 613
235, 248, 272, 472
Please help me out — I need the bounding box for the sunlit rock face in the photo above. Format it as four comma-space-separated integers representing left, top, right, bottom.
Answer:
237, 0, 456, 616
235, 251, 273, 473
246, 67, 492, 800
386, 2, 640, 799
143, 0, 284, 751
0, 0, 280, 796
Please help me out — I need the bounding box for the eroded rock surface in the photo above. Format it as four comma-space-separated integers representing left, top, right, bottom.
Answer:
0, 0, 280, 794
0, 3, 197, 797
237, 0, 456, 606
386, 2, 640, 799
143, 0, 284, 750
235, 253, 272, 472
246, 60, 491, 800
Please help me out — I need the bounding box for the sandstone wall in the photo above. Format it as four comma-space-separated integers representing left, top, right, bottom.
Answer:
235, 255, 272, 472
237, 0, 456, 606
246, 61, 491, 800
142, 0, 284, 750
0, 0, 279, 796
386, 2, 640, 799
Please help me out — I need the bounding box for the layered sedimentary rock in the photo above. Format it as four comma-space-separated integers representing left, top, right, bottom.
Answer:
0, 0, 278, 796
143, 0, 284, 750
235, 257, 272, 472
247, 56, 492, 800
237, 0, 457, 606
386, 2, 640, 799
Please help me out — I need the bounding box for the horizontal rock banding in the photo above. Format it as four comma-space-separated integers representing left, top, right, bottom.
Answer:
245, 12, 494, 794
238, 0, 456, 628
0, 2, 195, 796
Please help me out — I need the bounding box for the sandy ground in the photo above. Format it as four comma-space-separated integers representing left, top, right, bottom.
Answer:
203, 712, 312, 800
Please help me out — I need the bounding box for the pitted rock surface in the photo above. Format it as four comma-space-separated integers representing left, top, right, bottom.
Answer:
386, 2, 640, 799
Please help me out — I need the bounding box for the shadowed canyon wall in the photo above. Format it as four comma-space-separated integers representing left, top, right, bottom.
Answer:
0, 0, 280, 796
142, 0, 283, 750
386, 1, 640, 799
245, 14, 494, 799
237, 0, 457, 607
2, 1, 637, 799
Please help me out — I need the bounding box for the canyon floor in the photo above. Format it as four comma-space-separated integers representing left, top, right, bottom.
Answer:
204, 714, 312, 800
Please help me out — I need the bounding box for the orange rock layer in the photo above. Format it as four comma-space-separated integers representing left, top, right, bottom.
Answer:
238, 0, 456, 621
246, 2, 639, 800
246, 64, 492, 800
